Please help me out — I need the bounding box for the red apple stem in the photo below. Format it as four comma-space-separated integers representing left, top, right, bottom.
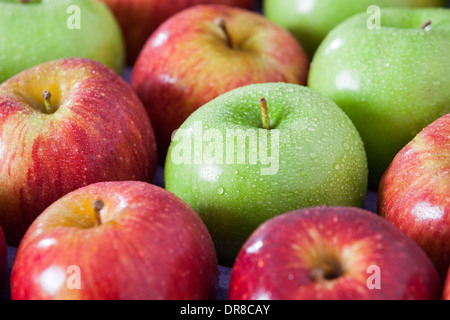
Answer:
421, 20, 432, 29
215, 18, 234, 49
93, 200, 104, 226
259, 98, 271, 130
42, 91, 53, 114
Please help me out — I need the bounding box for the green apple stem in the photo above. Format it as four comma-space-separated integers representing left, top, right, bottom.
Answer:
421, 20, 432, 29
259, 98, 271, 130
42, 91, 54, 114
93, 200, 104, 226
215, 18, 234, 49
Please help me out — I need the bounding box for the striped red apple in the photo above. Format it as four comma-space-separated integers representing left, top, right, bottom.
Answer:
0, 58, 157, 246
378, 113, 450, 279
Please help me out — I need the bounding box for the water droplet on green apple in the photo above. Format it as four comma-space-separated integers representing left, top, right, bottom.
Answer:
216, 186, 225, 195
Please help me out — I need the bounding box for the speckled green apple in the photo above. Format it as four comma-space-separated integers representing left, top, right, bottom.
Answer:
164, 83, 368, 266
0, 0, 125, 83
263, 0, 446, 59
308, 8, 450, 190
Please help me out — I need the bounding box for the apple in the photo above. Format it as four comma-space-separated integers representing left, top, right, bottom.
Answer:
444, 268, 450, 300
0, 0, 125, 84
0, 225, 6, 292
10, 181, 218, 300
99, 0, 257, 65
0, 58, 157, 246
130, 4, 310, 159
164, 82, 369, 266
263, 0, 446, 59
308, 8, 450, 190
378, 113, 450, 280
229, 206, 441, 300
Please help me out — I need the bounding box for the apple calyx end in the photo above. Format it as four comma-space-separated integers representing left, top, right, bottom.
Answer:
93, 199, 105, 226
215, 17, 234, 49
259, 98, 271, 130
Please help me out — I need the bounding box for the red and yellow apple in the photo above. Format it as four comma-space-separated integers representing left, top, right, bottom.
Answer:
0, 58, 157, 246
131, 4, 309, 158
229, 206, 441, 300
10, 181, 218, 300
378, 113, 450, 279
99, 0, 257, 64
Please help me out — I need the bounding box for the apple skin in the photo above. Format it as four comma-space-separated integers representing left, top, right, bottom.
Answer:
0, 0, 125, 83
263, 0, 446, 59
0, 226, 6, 292
0, 58, 157, 246
131, 4, 309, 158
308, 8, 450, 190
165, 83, 368, 266
444, 268, 450, 300
10, 181, 218, 300
229, 206, 441, 300
99, 0, 256, 65
378, 113, 450, 280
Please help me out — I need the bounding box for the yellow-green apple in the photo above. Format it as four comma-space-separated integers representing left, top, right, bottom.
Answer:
263, 0, 446, 59
165, 83, 368, 266
10, 181, 218, 300
0, 58, 157, 246
229, 206, 441, 300
0, 0, 125, 83
308, 8, 450, 190
131, 4, 310, 159
378, 113, 450, 279
99, 0, 257, 65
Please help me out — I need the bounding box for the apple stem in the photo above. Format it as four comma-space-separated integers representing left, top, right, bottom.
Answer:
259, 98, 271, 130
42, 91, 54, 114
420, 20, 432, 30
93, 200, 104, 226
215, 18, 234, 49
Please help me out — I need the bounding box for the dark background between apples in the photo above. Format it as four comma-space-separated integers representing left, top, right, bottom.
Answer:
1, 0, 449, 301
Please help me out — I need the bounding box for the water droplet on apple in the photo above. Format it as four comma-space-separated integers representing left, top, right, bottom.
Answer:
334, 164, 341, 170
216, 186, 225, 195
342, 142, 350, 150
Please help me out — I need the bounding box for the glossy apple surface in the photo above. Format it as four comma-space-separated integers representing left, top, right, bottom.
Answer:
0, 58, 157, 246
229, 206, 441, 300
308, 8, 450, 189
165, 83, 368, 266
378, 113, 450, 279
99, 0, 256, 65
0, 0, 125, 83
263, 0, 446, 59
10, 181, 218, 300
131, 4, 309, 158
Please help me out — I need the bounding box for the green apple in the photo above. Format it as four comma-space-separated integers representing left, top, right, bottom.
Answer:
0, 0, 125, 83
263, 0, 446, 59
164, 82, 368, 266
308, 7, 450, 190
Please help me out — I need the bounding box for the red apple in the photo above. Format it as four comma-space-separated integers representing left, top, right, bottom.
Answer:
99, 0, 257, 65
130, 4, 309, 158
444, 268, 450, 300
10, 181, 218, 300
0, 58, 157, 246
229, 206, 441, 300
378, 113, 450, 279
